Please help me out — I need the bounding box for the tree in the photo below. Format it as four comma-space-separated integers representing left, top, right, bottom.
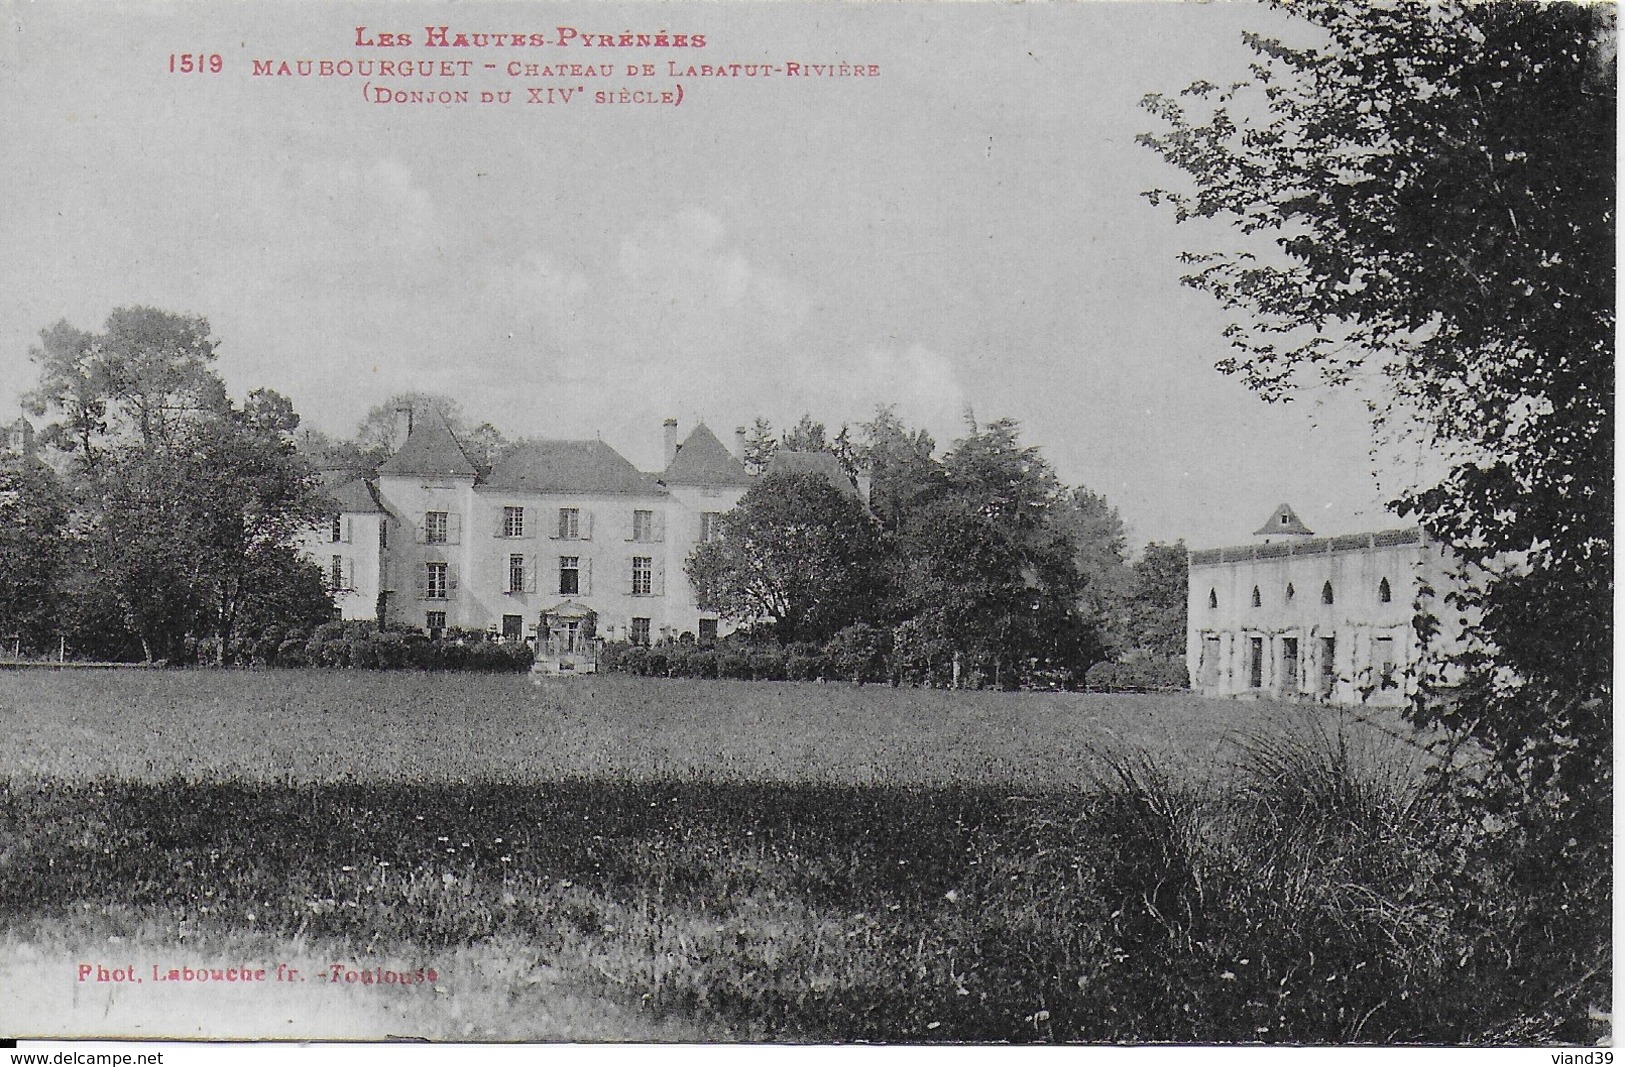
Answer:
894, 416, 1103, 686
855, 405, 946, 530
0, 456, 70, 653
741, 417, 778, 475
685, 471, 884, 644
1117, 541, 1188, 659
1140, 1, 1612, 1037
780, 414, 860, 479
1051, 487, 1136, 647
23, 321, 106, 470
94, 307, 229, 450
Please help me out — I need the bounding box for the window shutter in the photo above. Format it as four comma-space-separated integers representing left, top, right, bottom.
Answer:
623, 510, 635, 542
623, 562, 635, 596
416, 515, 427, 544
654, 558, 666, 596
448, 512, 462, 544
551, 509, 563, 539
413, 566, 427, 600
583, 510, 594, 540
494, 507, 505, 538
652, 512, 665, 543
342, 516, 353, 543
344, 557, 356, 590
525, 556, 538, 594
447, 562, 460, 600
522, 507, 535, 539
583, 558, 592, 596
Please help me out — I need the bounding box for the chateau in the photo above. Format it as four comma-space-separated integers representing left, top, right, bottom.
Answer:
1185, 504, 1465, 707
297, 411, 774, 646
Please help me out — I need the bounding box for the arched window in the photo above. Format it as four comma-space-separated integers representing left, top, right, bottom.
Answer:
1285, 582, 1296, 602
1251, 586, 1261, 608
1378, 577, 1392, 603
1208, 588, 1218, 610
1321, 581, 1334, 605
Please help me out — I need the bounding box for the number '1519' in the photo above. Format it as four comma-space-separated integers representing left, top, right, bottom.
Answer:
169, 53, 223, 73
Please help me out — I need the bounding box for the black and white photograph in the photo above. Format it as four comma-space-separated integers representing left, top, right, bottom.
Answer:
0, 0, 1613, 1050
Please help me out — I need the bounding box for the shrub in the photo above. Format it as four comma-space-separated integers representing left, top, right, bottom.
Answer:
825, 623, 886, 684
686, 648, 718, 679
751, 648, 788, 681
717, 650, 754, 680
1084, 661, 1118, 691
274, 637, 308, 667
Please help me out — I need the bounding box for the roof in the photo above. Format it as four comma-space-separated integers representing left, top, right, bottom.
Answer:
378, 410, 479, 478
763, 450, 859, 497
485, 439, 666, 495
1190, 527, 1424, 566
662, 423, 752, 487
321, 474, 385, 514
1254, 502, 1314, 537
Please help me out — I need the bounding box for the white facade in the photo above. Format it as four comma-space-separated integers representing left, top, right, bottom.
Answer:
1186, 519, 1464, 707
302, 417, 750, 642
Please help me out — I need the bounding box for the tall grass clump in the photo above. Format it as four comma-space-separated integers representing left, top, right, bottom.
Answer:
1067, 720, 1493, 1043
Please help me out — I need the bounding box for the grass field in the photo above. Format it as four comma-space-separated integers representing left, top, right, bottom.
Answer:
2, 670, 1587, 1043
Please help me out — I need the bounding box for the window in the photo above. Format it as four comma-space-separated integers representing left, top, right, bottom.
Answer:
1280, 511, 1291, 526
700, 512, 722, 543
425, 511, 448, 544
630, 617, 651, 646
559, 556, 580, 596
329, 555, 344, 592
426, 562, 448, 600
502, 614, 523, 640
1378, 577, 1392, 603
1207, 588, 1218, 609
379, 520, 388, 550
426, 610, 446, 633
1321, 581, 1334, 605
698, 618, 718, 641
633, 510, 654, 542
1286, 582, 1295, 602
558, 508, 580, 540
508, 554, 526, 595
1251, 586, 1261, 608
503, 506, 525, 538
329, 515, 343, 543
632, 556, 653, 596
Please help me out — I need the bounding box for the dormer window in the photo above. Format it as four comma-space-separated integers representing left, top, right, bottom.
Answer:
1280, 512, 1290, 526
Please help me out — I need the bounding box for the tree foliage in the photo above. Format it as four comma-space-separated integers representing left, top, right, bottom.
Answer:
685, 471, 885, 644
22, 307, 334, 662
1140, 2, 1613, 1036
1116, 541, 1188, 659
0, 457, 70, 652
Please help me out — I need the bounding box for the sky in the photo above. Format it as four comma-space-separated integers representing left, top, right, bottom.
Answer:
0, 0, 1430, 549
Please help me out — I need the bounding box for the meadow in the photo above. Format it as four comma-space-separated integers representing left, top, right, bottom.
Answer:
0, 671, 1588, 1043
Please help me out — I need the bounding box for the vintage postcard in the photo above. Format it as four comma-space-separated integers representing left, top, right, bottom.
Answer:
0, 0, 1612, 1051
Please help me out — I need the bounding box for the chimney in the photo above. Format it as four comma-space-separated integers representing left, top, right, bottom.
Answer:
663, 418, 679, 468
393, 407, 414, 452
734, 426, 747, 461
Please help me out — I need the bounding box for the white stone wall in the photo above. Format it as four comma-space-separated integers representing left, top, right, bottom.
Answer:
1186, 533, 1461, 706
294, 512, 386, 622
